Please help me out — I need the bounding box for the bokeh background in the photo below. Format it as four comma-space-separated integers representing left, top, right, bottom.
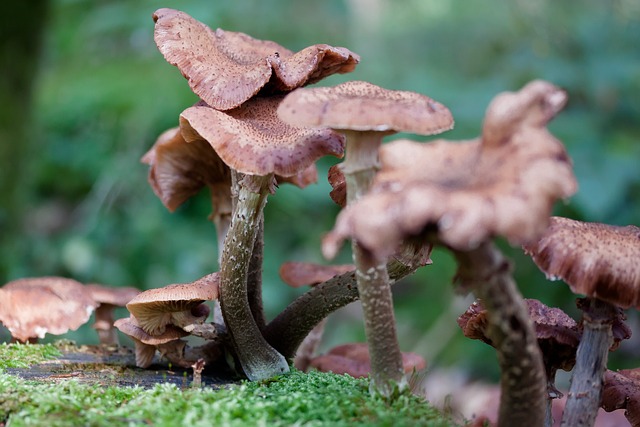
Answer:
1, 0, 639, 384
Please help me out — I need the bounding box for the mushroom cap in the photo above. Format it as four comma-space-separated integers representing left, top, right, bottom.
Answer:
277, 80, 454, 134
278, 261, 354, 288
141, 127, 232, 212
153, 8, 359, 111
126, 273, 219, 335
0, 277, 98, 342
114, 316, 188, 345
180, 96, 345, 178
322, 80, 576, 259
308, 342, 426, 378
523, 217, 640, 309
601, 368, 640, 426
327, 164, 347, 207
85, 284, 140, 307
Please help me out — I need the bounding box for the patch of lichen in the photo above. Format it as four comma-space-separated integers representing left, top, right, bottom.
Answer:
0, 343, 62, 369
0, 367, 460, 426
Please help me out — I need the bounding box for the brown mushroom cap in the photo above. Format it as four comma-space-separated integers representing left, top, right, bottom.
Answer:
328, 164, 347, 208
180, 96, 345, 178
86, 284, 140, 307
601, 368, 640, 426
0, 277, 98, 342
141, 126, 232, 212
277, 80, 454, 135
126, 273, 219, 336
153, 8, 359, 111
323, 80, 576, 259
278, 261, 355, 288
309, 342, 426, 378
523, 217, 640, 309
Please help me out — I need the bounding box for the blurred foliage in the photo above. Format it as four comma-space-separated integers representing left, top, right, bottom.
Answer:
0, 0, 639, 381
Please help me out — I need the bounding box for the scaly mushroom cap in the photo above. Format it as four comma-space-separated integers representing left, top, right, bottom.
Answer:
0, 277, 98, 342
278, 261, 354, 288
153, 8, 359, 111
323, 80, 576, 259
523, 217, 640, 309
180, 96, 345, 178
277, 80, 454, 134
601, 368, 640, 427
309, 342, 426, 378
141, 127, 231, 212
126, 273, 219, 336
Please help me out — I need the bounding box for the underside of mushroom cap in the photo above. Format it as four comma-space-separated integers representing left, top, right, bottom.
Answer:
142, 127, 231, 212
277, 80, 454, 135
153, 8, 359, 110
0, 277, 98, 342
524, 217, 640, 309
322, 80, 576, 260
180, 96, 345, 177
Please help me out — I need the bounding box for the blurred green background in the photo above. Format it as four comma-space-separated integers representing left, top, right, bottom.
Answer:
1, 0, 639, 382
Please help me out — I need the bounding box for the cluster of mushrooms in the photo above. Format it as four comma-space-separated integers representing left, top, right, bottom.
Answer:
1, 8, 638, 427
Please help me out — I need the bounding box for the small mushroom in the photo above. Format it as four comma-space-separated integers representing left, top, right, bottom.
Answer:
321, 80, 576, 425
152, 8, 359, 111
126, 273, 219, 336
85, 284, 140, 345
309, 342, 426, 378
278, 80, 453, 397
114, 316, 189, 368
0, 277, 98, 343
180, 96, 345, 381
278, 261, 355, 288
523, 216, 639, 427
601, 368, 640, 427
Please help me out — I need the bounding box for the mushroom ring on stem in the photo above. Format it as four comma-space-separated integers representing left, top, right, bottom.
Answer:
180, 95, 345, 381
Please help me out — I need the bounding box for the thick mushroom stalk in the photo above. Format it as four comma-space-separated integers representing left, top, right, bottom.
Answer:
219, 173, 289, 380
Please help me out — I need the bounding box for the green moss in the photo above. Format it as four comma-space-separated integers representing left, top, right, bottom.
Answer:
0, 351, 460, 427
0, 343, 62, 369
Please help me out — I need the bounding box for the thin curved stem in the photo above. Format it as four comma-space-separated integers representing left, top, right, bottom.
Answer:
218, 173, 289, 381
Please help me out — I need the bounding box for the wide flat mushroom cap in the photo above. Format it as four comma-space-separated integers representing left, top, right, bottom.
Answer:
142, 127, 231, 212
126, 273, 219, 335
277, 80, 454, 134
323, 80, 576, 259
0, 277, 98, 342
86, 284, 140, 307
153, 8, 359, 111
180, 96, 345, 177
523, 217, 640, 309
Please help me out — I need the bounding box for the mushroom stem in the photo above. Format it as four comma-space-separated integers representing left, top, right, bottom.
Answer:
247, 213, 266, 329
209, 185, 233, 265
93, 305, 118, 345
454, 241, 547, 427
218, 173, 289, 381
341, 129, 405, 397
561, 297, 616, 427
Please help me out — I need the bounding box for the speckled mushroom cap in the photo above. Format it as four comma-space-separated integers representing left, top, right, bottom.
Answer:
523, 217, 640, 309
126, 273, 219, 336
277, 80, 454, 134
322, 80, 576, 259
308, 342, 426, 378
141, 127, 231, 212
180, 96, 345, 178
0, 277, 98, 342
278, 261, 354, 288
153, 8, 359, 111
601, 368, 640, 426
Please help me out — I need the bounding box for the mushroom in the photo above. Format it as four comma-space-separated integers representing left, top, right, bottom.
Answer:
126, 273, 219, 336
114, 316, 190, 368
278, 261, 355, 288
152, 8, 359, 111
278, 80, 454, 397
458, 299, 580, 427
321, 80, 576, 425
0, 277, 98, 343
85, 283, 140, 346
327, 164, 347, 208
179, 95, 345, 381
601, 368, 640, 427
309, 342, 426, 379
522, 216, 639, 427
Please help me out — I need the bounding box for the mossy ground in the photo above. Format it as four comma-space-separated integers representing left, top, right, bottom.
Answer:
0, 343, 461, 427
